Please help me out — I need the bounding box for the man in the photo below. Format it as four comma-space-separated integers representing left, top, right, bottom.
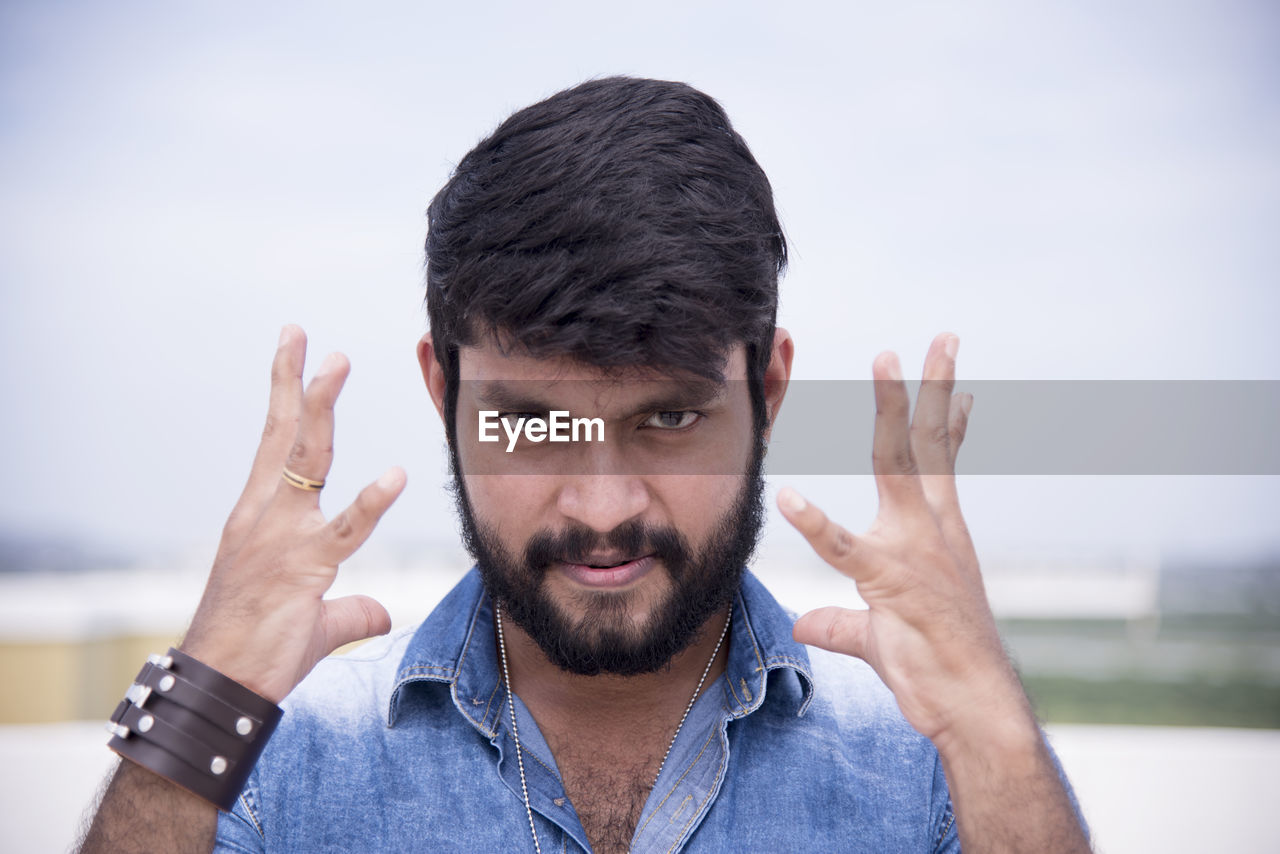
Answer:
81, 77, 1089, 852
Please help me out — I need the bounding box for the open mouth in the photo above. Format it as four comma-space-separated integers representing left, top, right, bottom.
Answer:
558, 554, 657, 588
571, 553, 648, 570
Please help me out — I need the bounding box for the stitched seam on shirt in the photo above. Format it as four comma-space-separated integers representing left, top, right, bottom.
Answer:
724, 668, 747, 714
761, 653, 816, 715
743, 597, 767, 712
936, 810, 956, 849
517, 732, 561, 780
634, 715, 722, 839
398, 664, 456, 677
723, 591, 766, 717
453, 593, 498, 734
479, 679, 502, 731
725, 641, 764, 717
499, 699, 562, 781
763, 653, 809, 672
238, 791, 265, 840
390, 665, 456, 723
749, 634, 765, 674
454, 610, 478, 686
667, 723, 728, 854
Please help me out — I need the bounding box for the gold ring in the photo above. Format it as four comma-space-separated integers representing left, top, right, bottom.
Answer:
282, 467, 325, 491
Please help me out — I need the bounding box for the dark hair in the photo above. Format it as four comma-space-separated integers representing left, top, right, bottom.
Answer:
425, 76, 786, 444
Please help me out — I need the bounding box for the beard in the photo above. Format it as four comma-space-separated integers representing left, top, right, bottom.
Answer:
449, 438, 766, 676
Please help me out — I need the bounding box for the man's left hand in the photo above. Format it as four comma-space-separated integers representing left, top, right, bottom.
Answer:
779, 333, 1091, 852
777, 332, 1024, 751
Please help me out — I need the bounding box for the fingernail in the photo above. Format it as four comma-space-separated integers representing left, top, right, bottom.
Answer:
886, 355, 902, 382
319, 352, 342, 374
278, 326, 290, 347
945, 335, 959, 360
377, 468, 403, 489
779, 488, 806, 514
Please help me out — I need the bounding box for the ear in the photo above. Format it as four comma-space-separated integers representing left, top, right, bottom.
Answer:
762, 328, 794, 443
417, 333, 448, 423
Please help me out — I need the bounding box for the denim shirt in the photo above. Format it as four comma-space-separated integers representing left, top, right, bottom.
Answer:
215, 569, 960, 852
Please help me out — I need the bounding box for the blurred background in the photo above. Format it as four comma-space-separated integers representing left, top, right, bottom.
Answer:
1, 1, 1277, 851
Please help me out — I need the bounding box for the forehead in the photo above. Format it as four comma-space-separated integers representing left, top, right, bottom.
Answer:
457, 338, 747, 386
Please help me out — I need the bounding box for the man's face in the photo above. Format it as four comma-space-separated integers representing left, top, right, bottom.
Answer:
447, 341, 765, 676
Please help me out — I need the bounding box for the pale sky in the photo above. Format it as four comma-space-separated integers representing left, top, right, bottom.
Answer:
1, 0, 1277, 569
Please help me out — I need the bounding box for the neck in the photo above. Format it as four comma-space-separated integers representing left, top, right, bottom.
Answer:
496, 605, 732, 727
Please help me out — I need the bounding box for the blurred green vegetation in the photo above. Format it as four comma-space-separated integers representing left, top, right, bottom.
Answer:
1000, 609, 1280, 729
1021, 675, 1280, 729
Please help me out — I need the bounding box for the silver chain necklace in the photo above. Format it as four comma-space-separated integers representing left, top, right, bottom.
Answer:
495, 602, 732, 854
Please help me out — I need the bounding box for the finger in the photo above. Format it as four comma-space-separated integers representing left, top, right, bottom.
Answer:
792, 606, 870, 660
777, 487, 866, 580
226, 326, 306, 537
321, 594, 392, 654
911, 333, 958, 478
913, 334, 964, 521
870, 351, 927, 512
935, 392, 979, 571
312, 467, 407, 562
950, 392, 974, 457
277, 351, 351, 507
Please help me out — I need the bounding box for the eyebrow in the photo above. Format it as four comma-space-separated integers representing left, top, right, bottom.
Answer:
474, 379, 727, 419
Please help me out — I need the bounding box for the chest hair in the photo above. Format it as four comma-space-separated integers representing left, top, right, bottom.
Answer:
555, 742, 661, 854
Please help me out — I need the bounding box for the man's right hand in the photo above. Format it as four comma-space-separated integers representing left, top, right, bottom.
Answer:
179, 324, 406, 703
80, 325, 405, 854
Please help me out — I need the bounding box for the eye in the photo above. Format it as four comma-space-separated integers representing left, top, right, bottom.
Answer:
641, 411, 702, 430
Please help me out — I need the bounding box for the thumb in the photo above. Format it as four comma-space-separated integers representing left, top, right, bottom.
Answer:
793, 606, 871, 660
321, 594, 393, 654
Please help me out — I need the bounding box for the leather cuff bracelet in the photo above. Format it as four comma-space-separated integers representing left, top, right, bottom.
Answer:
105, 648, 283, 811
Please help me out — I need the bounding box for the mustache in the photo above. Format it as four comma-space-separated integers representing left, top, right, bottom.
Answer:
524, 520, 690, 574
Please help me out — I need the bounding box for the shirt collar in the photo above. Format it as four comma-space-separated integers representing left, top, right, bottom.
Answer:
723, 569, 815, 718
388, 568, 814, 730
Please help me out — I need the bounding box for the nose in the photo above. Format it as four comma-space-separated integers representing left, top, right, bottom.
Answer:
556, 474, 650, 534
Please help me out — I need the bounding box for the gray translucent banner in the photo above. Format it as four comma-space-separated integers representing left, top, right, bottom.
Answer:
453, 380, 1280, 475
767, 380, 1280, 475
